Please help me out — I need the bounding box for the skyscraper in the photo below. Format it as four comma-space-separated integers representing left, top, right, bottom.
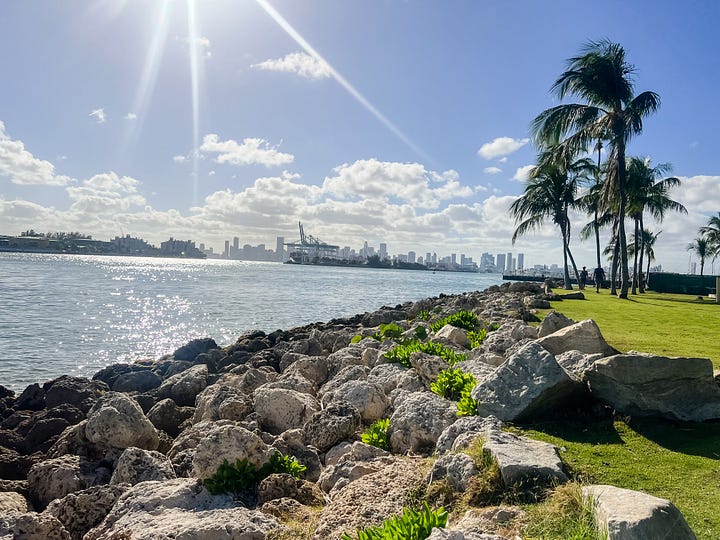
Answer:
506, 252, 513, 272
379, 243, 388, 260
517, 253, 525, 271
496, 253, 506, 273
276, 237, 284, 261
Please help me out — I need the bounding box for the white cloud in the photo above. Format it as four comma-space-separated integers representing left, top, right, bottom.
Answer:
513, 165, 534, 182
66, 172, 146, 214
252, 52, 331, 80
89, 108, 106, 124
173, 155, 188, 163
199, 134, 294, 167
322, 159, 472, 209
124, 113, 137, 120
0, 121, 71, 186
208, 170, 215, 176
483, 166, 502, 175
499, 157, 508, 163
478, 136, 529, 160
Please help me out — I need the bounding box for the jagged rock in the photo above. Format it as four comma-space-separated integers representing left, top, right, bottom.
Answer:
266, 373, 318, 396
0, 445, 41, 479
45, 484, 129, 540
27, 454, 110, 510
110, 447, 176, 485
326, 345, 373, 378
482, 430, 567, 489
234, 367, 277, 395
85, 392, 159, 451
367, 363, 409, 394
20, 417, 71, 454
257, 473, 325, 506
389, 392, 458, 455
147, 398, 195, 436
434, 325, 470, 348
538, 310, 576, 338
318, 365, 369, 398
583, 484, 696, 540
536, 319, 617, 357
465, 350, 505, 367
281, 355, 329, 386
435, 416, 503, 455
0, 491, 27, 514
321, 380, 389, 422
156, 364, 209, 407
0, 479, 28, 497
16, 383, 45, 411
46, 420, 101, 460
453, 359, 496, 383
271, 429, 323, 484
84, 478, 282, 540
584, 353, 720, 422
410, 352, 451, 387
44, 376, 109, 414
361, 308, 406, 327
318, 454, 390, 495
254, 386, 319, 435
314, 458, 423, 539
303, 401, 362, 452
472, 342, 583, 422
556, 350, 605, 378
173, 337, 218, 361
449, 507, 526, 539
191, 383, 252, 426
111, 369, 162, 393
324, 441, 389, 467
428, 452, 478, 491
191, 423, 272, 480
167, 420, 234, 477
0, 512, 70, 539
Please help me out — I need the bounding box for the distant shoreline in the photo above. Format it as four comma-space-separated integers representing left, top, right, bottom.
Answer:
0, 247, 206, 259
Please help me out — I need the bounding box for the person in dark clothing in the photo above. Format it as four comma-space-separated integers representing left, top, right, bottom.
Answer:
579, 266, 589, 289
592, 266, 606, 293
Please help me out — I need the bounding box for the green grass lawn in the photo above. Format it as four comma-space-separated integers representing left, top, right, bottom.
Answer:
518, 290, 720, 539
542, 289, 720, 367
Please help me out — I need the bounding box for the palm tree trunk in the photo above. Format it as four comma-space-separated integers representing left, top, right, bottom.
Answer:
610, 217, 619, 296
701, 258, 705, 276
562, 240, 572, 289
638, 215, 646, 293
631, 217, 639, 295
616, 145, 630, 299
646, 253, 652, 289
595, 142, 602, 269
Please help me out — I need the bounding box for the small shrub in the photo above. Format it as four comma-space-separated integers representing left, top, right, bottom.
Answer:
467, 328, 487, 349
262, 450, 307, 478
430, 310, 480, 332
341, 502, 448, 540
523, 483, 602, 539
416, 310, 430, 321
414, 325, 428, 340
361, 418, 391, 451
384, 340, 467, 368
351, 334, 363, 344
379, 323, 403, 340
430, 368, 477, 401
203, 451, 306, 496
456, 388, 478, 417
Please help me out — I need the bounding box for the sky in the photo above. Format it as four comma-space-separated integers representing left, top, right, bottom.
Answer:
1, 0, 718, 273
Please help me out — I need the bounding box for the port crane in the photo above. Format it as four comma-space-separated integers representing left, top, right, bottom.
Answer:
283, 222, 339, 263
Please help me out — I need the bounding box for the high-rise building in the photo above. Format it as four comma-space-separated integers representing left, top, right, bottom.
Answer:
496, 253, 506, 273
517, 253, 525, 271
408, 251, 416, 263
506, 252, 513, 272
276, 237, 284, 261
451, 253, 457, 266
460, 254, 466, 266
426, 252, 432, 264
224, 240, 230, 259
480, 252, 494, 271
379, 243, 388, 260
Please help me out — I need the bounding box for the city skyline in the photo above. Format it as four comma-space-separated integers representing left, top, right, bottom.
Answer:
1, 2, 718, 273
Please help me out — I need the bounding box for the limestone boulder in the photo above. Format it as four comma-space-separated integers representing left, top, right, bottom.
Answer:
147, 398, 195, 436
84, 392, 159, 450
257, 473, 324, 506
84, 478, 282, 540
556, 350, 605, 379
434, 325, 470, 348
0, 445, 42, 479
584, 353, 720, 421
156, 364, 209, 406
0, 512, 70, 540
389, 392, 458, 455
321, 380, 389, 422
254, 387, 319, 435
302, 401, 362, 452
111, 369, 162, 393
367, 363, 409, 394
265, 373, 318, 396
452, 359, 496, 384
409, 352, 451, 387
324, 441, 389, 467
465, 350, 505, 367
172, 337, 218, 362
536, 319, 617, 357
281, 355, 329, 386
538, 310, 576, 338
318, 365, 369, 398
483, 430, 567, 489
435, 416, 503, 455
167, 420, 234, 477
0, 491, 27, 515
44, 376, 108, 414
583, 484, 696, 540
191, 423, 272, 480
27, 454, 110, 510
110, 447, 177, 485
428, 452, 478, 491
45, 484, 129, 540
472, 342, 584, 422
191, 384, 252, 425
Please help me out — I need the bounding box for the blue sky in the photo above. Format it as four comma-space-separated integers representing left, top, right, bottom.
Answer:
1, 0, 718, 272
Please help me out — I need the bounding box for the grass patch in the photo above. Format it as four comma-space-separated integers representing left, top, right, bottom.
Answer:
541, 290, 720, 366
518, 417, 720, 540
522, 482, 604, 540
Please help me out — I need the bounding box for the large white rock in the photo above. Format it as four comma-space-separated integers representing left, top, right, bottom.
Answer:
84, 478, 283, 540
472, 342, 582, 422
191, 423, 272, 480
536, 319, 617, 357
428, 452, 478, 491
0, 512, 70, 540
110, 446, 177, 485
537, 310, 576, 337
28, 454, 108, 510
584, 352, 720, 422
389, 392, 457, 455
302, 401, 362, 452
583, 484, 696, 540
322, 380, 389, 422
45, 484, 129, 540
435, 416, 503, 455
156, 364, 209, 406
84, 392, 159, 450
254, 386, 319, 434
434, 325, 470, 348
192, 383, 253, 424
0, 491, 27, 515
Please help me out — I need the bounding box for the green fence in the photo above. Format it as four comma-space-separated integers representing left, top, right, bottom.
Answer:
647, 272, 718, 295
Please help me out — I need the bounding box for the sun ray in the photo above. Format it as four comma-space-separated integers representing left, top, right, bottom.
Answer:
254, 0, 431, 164
187, 0, 202, 206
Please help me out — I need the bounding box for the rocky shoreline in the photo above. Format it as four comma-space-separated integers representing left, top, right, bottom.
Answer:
0, 282, 709, 539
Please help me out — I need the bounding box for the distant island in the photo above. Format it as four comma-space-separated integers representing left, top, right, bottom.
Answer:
0, 230, 206, 259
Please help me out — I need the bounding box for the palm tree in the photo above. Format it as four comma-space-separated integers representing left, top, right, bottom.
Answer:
629, 229, 661, 290
687, 237, 712, 276
625, 157, 686, 293
700, 212, 720, 253
531, 40, 660, 299
509, 150, 592, 289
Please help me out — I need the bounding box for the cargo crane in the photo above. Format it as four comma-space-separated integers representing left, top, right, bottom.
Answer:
283, 222, 339, 264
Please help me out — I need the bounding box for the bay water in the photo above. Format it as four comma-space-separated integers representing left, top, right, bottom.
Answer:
0, 253, 504, 391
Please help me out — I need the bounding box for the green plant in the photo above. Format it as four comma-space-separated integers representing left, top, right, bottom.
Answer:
416, 310, 430, 321
203, 451, 306, 496
361, 418, 391, 451
341, 502, 448, 540
414, 325, 428, 340
351, 334, 363, 344
430, 310, 479, 332
523, 483, 603, 540
467, 328, 488, 349
384, 340, 467, 368
430, 368, 477, 401
379, 323, 403, 340
456, 388, 478, 417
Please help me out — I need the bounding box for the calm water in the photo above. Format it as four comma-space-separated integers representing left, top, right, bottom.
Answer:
0, 253, 504, 391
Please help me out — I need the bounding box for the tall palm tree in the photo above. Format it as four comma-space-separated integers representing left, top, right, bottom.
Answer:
531, 40, 661, 299
629, 228, 661, 290
510, 150, 592, 289
700, 212, 720, 253
687, 237, 712, 276
626, 157, 686, 293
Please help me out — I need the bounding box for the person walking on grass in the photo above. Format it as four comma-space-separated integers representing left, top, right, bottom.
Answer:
593, 266, 606, 293
579, 266, 589, 289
